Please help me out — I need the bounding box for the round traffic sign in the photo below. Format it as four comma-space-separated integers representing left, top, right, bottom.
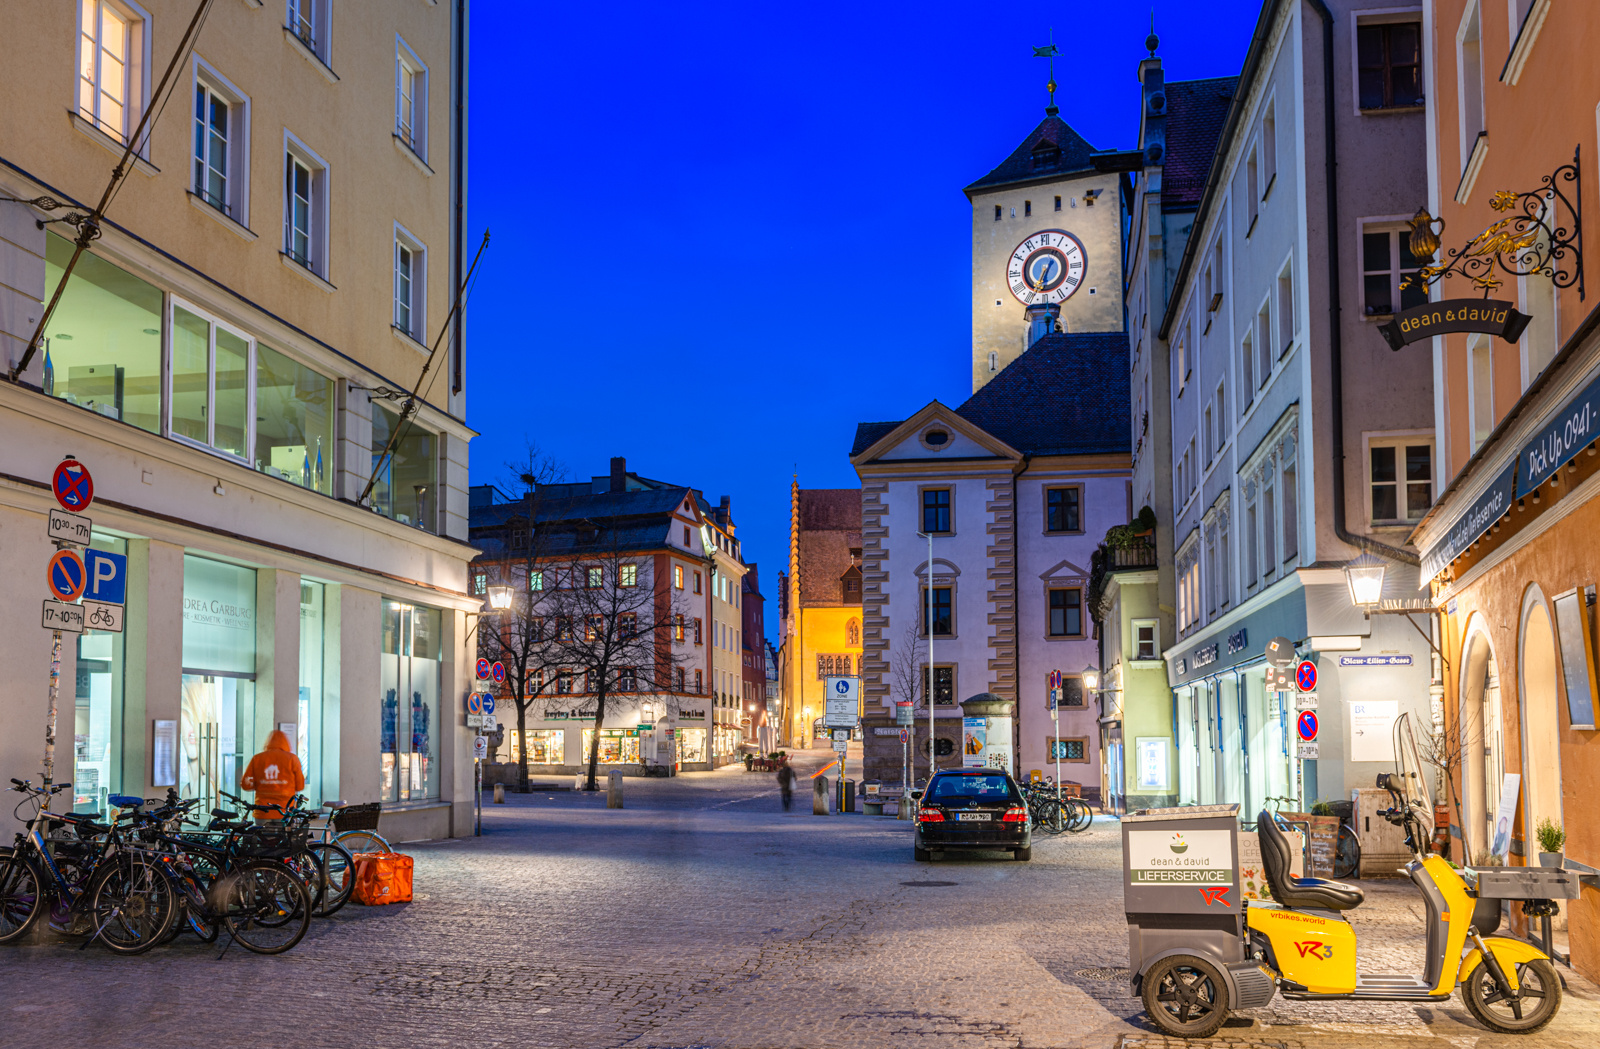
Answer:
1296, 660, 1318, 692
900, 728, 909, 744
491, 661, 506, 684
475, 658, 491, 681
1296, 710, 1320, 743
833, 678, 850, 695
46, 548, 86, 602
52, 459, 94, 513
481, 693, 496, 715
466, 693, 483, 716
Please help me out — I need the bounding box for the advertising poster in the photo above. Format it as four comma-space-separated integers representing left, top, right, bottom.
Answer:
1490, 773, 1521, 860
1136, 737, 1169, 792
1349, 700, 1399, 762
1127, 829, 1234, 885
962, 716, 986, 767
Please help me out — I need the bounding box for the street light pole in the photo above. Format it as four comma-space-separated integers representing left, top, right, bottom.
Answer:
918, 529, 935, 788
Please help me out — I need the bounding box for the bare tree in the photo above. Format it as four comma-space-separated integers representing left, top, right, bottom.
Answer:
1417, 707, 1483, 862
887, 618, 927, 785
540, 530, 695, 791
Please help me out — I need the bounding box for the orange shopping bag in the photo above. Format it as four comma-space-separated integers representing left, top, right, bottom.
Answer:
352, 852, 414, 905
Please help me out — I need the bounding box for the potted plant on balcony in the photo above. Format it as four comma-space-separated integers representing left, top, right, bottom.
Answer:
1536, 817, 1566, 868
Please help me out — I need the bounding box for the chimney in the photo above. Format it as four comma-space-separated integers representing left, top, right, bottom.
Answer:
1026, 301, 1061, 347
609, 457, 626, 493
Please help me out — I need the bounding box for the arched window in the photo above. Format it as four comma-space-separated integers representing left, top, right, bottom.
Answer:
846, 618, 860, 646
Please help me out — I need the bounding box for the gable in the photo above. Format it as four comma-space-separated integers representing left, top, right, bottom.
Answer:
1040, 558, 1088, 585
851, 401, 1022, 466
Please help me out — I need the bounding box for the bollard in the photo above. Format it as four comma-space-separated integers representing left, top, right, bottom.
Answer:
897, 796, 914, 820
813, 775, 831, 815
493, 783, 506, 804
607, 770, 624, 808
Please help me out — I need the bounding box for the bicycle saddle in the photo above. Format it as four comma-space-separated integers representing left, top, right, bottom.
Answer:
109, 794, 145, 809
323, 800, 349, 810
1258, 811, 1364, 911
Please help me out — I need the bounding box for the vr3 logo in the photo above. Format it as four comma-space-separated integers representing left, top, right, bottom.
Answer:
1294, 940, 1334, 960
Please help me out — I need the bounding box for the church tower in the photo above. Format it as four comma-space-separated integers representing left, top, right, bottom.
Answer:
965, 54, 1126, 391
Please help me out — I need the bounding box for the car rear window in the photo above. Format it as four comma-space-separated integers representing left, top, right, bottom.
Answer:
928, 773, 1016, 800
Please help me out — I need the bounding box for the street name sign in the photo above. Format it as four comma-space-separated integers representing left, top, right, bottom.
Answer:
83, 601, 124, 633
41, 600, 85, 634
47, 508, 92, 545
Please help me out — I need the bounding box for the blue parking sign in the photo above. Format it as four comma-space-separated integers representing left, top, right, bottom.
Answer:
83, 548, 127, 605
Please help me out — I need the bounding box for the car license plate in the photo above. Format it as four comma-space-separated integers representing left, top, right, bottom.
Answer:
956, 812, 990, 821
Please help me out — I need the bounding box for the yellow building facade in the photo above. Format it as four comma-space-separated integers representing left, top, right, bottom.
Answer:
778, 484, 862, 747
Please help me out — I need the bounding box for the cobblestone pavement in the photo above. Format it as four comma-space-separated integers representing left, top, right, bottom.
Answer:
2, 746, 1596, 1049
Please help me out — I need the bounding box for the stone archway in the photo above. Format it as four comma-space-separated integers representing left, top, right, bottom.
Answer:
1518, 587, 1564, 851
1458, 616, 1504, 862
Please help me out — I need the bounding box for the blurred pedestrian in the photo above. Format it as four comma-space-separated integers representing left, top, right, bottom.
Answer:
777, 762, 795, 811
240, 728, 305, 821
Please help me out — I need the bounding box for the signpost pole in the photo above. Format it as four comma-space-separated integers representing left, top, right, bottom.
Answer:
42, 628, 62, 812
475, 756, 482, 836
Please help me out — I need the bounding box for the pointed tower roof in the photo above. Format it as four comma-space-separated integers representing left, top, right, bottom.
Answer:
963, 114, 1099, 197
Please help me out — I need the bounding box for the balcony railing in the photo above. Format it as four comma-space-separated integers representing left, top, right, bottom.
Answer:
1104, 536, 1158, 570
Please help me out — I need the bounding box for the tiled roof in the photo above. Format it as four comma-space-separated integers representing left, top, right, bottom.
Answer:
850, 332, 1132, 460
964, 114, 1099, 194
467, 486, 693, 563
798, 489, 861, 531
1161, 77, 1237, 208
956, 331, 1131, 456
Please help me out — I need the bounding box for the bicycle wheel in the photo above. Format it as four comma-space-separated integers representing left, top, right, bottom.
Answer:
1067, 799, 1093, 832
1332, 823, 1360, 879
0, 847, 45, 944
335, 829, 392, 856
222, 860, 311, 954
307, 842, 355, 917
1036, 799, 1066, 834
87, 854, 179, 954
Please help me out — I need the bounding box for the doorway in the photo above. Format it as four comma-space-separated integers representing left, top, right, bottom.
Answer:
1519, 589, 1564, 852
1458, 620, 1504, 862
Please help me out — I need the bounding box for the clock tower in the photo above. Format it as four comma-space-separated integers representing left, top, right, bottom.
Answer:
965, 110, 1125, 391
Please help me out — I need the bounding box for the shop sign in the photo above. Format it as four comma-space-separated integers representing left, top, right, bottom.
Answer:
680, 709, 705, 719
1420, 461, 1517, 582
547, 710, 569, 720
1516, 368, 1600, 497
1339, 654, 1412, 666
1226, 628, 1248, 655
1377, 298, 1530, 352
1190, 643, 1219, 670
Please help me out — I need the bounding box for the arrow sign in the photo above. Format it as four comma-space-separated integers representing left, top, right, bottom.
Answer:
52, 459, 94, 512
1296, 710, 1320, 743
481, 693, 495, 715
46, 548, 87, 602
1296, 660, 1318, 692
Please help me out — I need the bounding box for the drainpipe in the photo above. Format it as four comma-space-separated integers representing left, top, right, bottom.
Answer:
1308, 0, 1418, 569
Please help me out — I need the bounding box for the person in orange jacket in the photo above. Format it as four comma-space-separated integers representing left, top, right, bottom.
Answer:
240, 729, 306, 820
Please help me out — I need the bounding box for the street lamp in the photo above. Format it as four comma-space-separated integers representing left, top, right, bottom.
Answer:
1344, 556, 1387, 611
916, 529, 938, 786
1081, 663, 1100, 692
486, 584, 515, 611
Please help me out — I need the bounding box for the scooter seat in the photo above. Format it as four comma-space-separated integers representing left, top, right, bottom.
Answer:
1258, 810, 1365, 911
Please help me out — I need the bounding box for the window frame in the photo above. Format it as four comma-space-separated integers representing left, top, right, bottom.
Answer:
619, 564, 637, 588
393, 222, 427, 342
1047, 586, 1085, 639
285, 0, 333, 67
921, 663, 956, 706
283, 132, 330, 278
1132, 619, 1160, 662
1276, 258, 1295, 357
1047, 736, 1090, 762
1043, 484, 1084, 535
1353, 13, 1426, 115
394, 35, 428, 160
919, 485, 954, 535
920, 584, 955, 638
190, 58, 251, 224
165, 296, 256, 464
1359, 220, 1428, 318
673, 565, 684, 589
1366, 432, 1436, 525
76, 0, 152, 151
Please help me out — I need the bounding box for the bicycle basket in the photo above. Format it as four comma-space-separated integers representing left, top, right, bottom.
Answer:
236, 822, 309, 860
331, 802, 382, 832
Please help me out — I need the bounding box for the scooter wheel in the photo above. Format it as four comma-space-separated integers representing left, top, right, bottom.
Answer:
1142, 954, 1231, 1038
1462, 956, 1561, 1034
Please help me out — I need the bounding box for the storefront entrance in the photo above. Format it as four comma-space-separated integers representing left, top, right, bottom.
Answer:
180, 556, 258, 809
381, 600, 442, 803
1458, 621, 1504, 861
1518, 589, 1564, 853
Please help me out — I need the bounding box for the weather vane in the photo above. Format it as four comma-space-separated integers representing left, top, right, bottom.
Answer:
1033, 30, 1060, 117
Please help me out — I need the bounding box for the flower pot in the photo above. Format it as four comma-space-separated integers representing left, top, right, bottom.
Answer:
1538, 851, 1565, 869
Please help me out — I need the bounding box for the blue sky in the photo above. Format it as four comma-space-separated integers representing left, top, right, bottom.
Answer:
465, 1, 1262, 634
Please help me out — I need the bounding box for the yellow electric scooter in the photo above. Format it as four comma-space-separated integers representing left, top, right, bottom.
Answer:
1139, 713, 1576, 1037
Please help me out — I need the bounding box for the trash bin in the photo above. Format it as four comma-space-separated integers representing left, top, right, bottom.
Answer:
1123, 804, 1246, 993
839, 779, 856, 814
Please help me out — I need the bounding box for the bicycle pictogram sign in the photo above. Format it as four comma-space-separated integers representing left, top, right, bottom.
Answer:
52, 459, 94, 513
1296, 660, 1318, 692
46, 549, 87, 602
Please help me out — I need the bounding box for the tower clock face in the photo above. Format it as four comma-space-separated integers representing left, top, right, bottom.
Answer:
1006, 230, 1087, 305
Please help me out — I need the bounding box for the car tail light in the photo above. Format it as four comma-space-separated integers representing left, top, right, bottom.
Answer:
1001, 806, 1028, 822
917, 808, 944, 822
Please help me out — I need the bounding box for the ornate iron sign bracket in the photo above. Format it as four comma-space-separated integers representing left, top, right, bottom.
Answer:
1404, 147, 1583, 301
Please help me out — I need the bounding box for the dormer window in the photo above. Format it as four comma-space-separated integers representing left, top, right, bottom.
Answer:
1031, 141, 1062, 169
924, 429, 948, 447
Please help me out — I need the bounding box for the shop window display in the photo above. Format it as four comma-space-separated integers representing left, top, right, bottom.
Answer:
679, 727, 707, 763
581, 729, 640, 765
297, 580, 329, 805
380, 600, 442, 802
74, 534, 127, 813
371, 404, 438, 531
41, 232, 163, 433
256, 344, 333, 494
514, 729, 565, 764
179, 556, 258, 807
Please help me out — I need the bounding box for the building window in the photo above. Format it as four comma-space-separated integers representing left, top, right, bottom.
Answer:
255, 342, 333, 495
693, 618, 702, 645
1048, 588, 1083, 637
286, 0, 331, 65
1358, 21, 1423, 110
283, 137, 328, 276
1458, 7, 1484, 159
994, 205, 1002, 221
470, 571, 487, 596
618, 613, 636, 639
1245, 145, 1259, 231
1048, 738, 1088, 761
1045, 486, 1082, 533
1239, 332, 1254, 413
586, 567, 603, 589
693, 670, 703, 694
78, 0, 147, 145
618, 667, 637, 692
693, 571, 702, 595
1054, 195, 1062, 211
394, 226, 426, 341
919, 664, 955, 705
1261, 102, 1277, 195
817, 654, 854, 678
169, 301, 252, 460
1256, 301, 1272, 389
529, 617, 545, 641
528, 570, 544, 591
673, 565, 684, 589
192, 68, 249, 219
1365, 226, 1429, 318
1470, 335, 1493, 451
1134, 619, 1158, 661
368, 403, 437, 531
395, 37, 428, 157
921, 488, 952, 534
1024, 200, 1032, 217
620, 564, 637, 587
378, 598, 441, 802
1282, 455, 1299, 561
1370, 440, 1434, 522
672, 614, 685, 642
1276, 263, 1294, 354
674, 667, 686, 691
922, 587, 953, 637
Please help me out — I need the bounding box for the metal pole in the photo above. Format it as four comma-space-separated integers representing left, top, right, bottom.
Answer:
475, 757, 482, 836
926, 530, 934, 787
42, 628, 62, 813
1054, 703, 1061, 805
